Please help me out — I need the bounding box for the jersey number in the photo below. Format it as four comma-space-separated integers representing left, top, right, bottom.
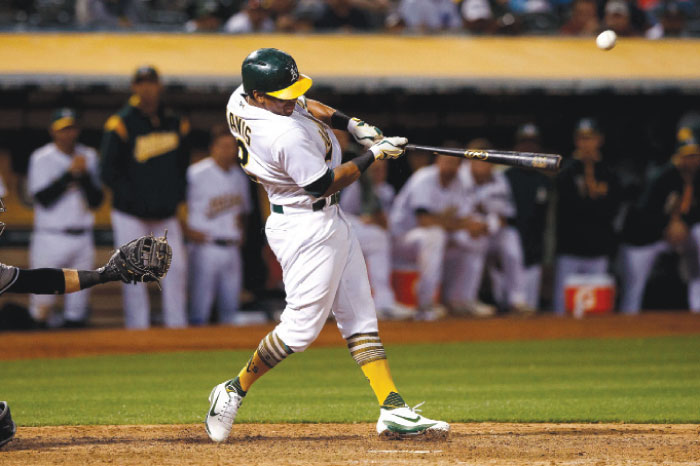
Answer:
237, 138, 249, 167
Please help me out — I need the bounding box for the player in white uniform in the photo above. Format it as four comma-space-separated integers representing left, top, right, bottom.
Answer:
204, 48, 448, 442
340, 160, 413, 320
458, 151, 530, 314
27, 108, 104, 327
390, 155, 495, 318
186, 125, 252, 325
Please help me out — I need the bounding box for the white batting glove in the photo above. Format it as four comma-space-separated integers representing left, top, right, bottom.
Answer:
348, 118, 384, 148
369, 137, 408, 160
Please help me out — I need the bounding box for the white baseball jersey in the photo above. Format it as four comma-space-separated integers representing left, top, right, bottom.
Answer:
226, 85, 342, 205
340, 181, 395, 216
27, 142, 100, 230
187, 158, 252, 242
389, 165, 473, 237
225, 85, 378, 352
459, 162, 516, 219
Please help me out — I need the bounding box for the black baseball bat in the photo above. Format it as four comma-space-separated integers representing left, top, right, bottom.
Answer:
405, 144, 562, 173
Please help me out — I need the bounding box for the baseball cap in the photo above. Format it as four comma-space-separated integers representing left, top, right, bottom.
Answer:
516, 122, 540, 141
132, 65, 160, 83
605, 0, 629, 16
574, 118, 601, 135
676, 126, 700, 157
50, 108, 78, 131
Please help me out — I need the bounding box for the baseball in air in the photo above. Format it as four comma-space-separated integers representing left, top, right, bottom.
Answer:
596, 30, 617, 51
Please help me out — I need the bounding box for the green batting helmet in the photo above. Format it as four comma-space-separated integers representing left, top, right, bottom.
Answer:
241, 48, 312, 100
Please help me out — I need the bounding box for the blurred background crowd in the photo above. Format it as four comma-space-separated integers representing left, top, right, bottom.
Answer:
0, 0, 699, 38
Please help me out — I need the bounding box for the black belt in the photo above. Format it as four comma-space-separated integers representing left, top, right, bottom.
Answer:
41, 228, 90, 236
212, 238, 238, 247
271, 193, 339, 214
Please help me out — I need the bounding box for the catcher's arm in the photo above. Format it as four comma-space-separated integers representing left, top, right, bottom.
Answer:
5, 232, 172, 294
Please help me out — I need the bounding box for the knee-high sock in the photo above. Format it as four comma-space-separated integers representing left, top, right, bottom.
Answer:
237, 331, 293, 392
347, 332, 405, 408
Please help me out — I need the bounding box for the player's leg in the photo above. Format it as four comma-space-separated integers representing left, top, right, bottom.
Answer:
685, 223, 700, 313
62, 233, 95, 326
443, 231, 492, 316
397, 226, 448, 313
334, 231, 449, 438
154, 217, 187, 328
188, 244, 217, 325
523, 264, 543, 309
215, 246, 242, 325
496, 227, 529, 311
110, 209, 150, 329
28, 231, 65, 324
205, 211, 350, 442
619, 242, 664, 314
552, 255, 582, 315
355, 221, 407, 319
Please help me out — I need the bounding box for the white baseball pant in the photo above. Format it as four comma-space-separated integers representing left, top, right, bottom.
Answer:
265, 206, 377, 352
491, 264, 542, 310
347, 216, 396, 311
618, 241, 669, 314
188, 243, 243, 325
29, 230, 94, 323
552, 254, 609, 315
110, 209, 187, 329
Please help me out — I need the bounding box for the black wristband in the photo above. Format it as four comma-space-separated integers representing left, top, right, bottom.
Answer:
78, 270, 111, 289
351, 150, 376, 174
330, 111, 351, 131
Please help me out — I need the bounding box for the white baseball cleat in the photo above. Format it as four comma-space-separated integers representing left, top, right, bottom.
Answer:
204, 380, 244, 443
376, 402, 450, 439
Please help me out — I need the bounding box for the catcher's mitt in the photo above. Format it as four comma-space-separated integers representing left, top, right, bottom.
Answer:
99, 231, 172, 287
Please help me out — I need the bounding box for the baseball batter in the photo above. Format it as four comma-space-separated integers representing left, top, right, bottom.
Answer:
619, 116, 700, 313
186, 125, 252, 325
27, 108, 103, 327
205, 48, 448, 442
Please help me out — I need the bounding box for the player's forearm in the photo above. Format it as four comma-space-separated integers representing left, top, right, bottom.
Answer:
33, 172, 73, 207
6, 268, 113, 295
323, 161, 363, 197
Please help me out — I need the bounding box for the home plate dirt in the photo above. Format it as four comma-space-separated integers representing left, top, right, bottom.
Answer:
2, 423, 699, 465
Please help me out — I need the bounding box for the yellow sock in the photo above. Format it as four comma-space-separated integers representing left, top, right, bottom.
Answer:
237, 331, 293, 392
236, 351, 271, 392
361, 359, 400, 406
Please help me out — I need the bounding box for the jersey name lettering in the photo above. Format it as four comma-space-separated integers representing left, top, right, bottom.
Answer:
133, 132, 179, 163
228, 112, 252, 146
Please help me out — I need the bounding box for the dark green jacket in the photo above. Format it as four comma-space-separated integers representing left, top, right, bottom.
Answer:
100, 97, 190, 219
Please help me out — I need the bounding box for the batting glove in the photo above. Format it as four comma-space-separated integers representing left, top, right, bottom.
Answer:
349, 118, 384, 148
369, 137, 408, 160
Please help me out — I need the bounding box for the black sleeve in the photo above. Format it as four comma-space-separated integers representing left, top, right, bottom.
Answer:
76, 174, 104, 208
33, 172, 73, 208
100, 129, 133, 203
5, 269, 66, 294
303, 168, 334, 198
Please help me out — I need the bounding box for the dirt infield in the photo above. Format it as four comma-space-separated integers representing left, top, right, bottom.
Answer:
1, 313, 700, 464
2, 423, 700, 465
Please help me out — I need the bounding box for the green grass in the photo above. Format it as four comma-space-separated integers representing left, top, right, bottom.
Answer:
1, 336, 699, 426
